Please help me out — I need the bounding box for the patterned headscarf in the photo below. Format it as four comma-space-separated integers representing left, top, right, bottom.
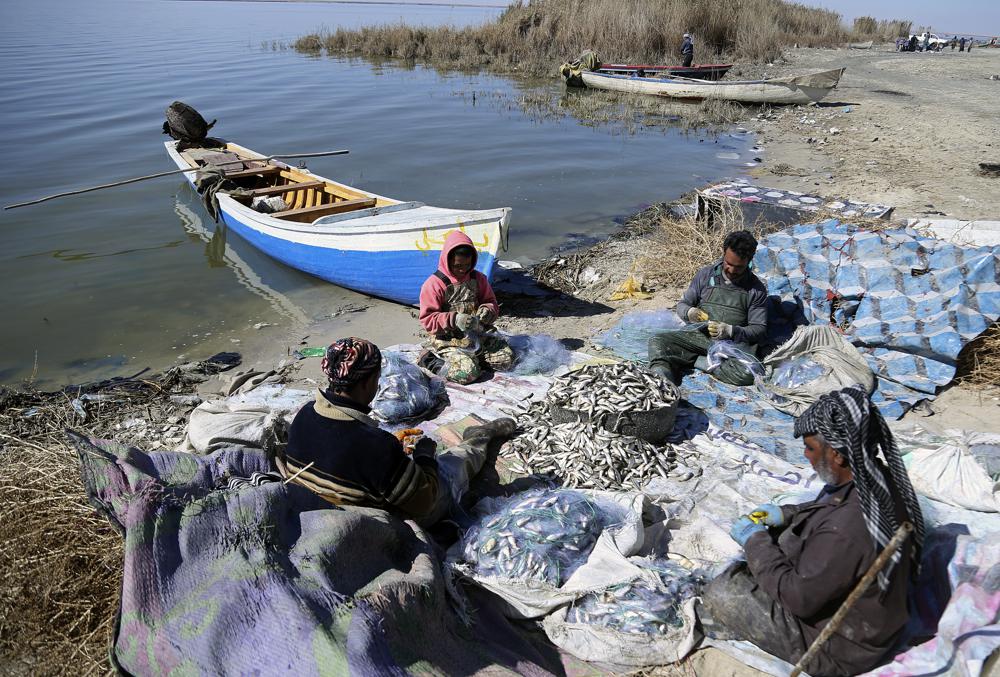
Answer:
321, 338, 382, 389
794, 385, 924, 594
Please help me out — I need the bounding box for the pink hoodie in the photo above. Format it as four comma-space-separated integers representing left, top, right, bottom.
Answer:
418, 230, 499, 335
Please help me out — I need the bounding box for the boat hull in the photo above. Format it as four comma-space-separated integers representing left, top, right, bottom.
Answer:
166, 141, 509, 306
579, 69, 844, 105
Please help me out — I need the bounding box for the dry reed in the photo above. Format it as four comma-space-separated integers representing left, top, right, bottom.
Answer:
0, 373, 192, 674
852, 17, 912, 41
294, 0, 852, 75
957, 322, 1000, 388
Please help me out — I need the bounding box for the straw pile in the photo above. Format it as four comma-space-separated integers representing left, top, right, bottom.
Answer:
0, 370, 198, 674
957, 321, 1000, 388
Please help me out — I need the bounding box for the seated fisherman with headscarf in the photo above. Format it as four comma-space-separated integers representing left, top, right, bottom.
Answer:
700, 386, 925, 676
419, 231, 514, 384
277, 337, 515, 526
648, 230, 767, 386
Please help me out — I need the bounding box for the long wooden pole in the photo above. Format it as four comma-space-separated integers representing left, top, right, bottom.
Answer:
789, 521, 913, 677
3, 149, 350, 210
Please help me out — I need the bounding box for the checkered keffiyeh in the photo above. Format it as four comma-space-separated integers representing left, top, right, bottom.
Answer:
321, 338, 382, 389
794, 385, 924, 594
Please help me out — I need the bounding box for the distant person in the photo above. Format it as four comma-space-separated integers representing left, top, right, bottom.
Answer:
951, 35, 957, 50
648, 230, 767, 387
681, 33, 694, 68
418, 231, 513, 384
959, 37, 966, 52
922, 33, 931, 51
908, 35, 918, 52
967, 37, 974, 52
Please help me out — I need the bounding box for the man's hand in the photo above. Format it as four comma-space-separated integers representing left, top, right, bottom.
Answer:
708, 321, 733, 339
475, 305, 497, 326
687, 307, 709, 323
454, 312, 480, 333
412, 437, 437, 460
750, 503, 784, 527
394, 428, 425, 454
730, 515, 766, 546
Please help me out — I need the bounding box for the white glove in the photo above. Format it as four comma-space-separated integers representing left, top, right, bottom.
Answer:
687, 307, 709, 323
708, 321, 733, 340
454, 312, 480, 332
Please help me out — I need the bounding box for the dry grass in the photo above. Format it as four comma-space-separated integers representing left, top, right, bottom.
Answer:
294, 0, 853, 75
957, 322, 1000, 387
852, 16, 912, 40
0, 372, 195, 674
637, 198, 773, 287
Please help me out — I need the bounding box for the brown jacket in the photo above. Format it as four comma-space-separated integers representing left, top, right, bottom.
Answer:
743, 481, 911, 675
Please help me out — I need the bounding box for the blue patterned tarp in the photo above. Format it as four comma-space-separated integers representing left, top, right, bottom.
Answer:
673, 220, 1000, 461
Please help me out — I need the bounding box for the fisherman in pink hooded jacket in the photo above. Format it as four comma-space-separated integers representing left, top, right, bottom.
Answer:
418, 231, 514, 384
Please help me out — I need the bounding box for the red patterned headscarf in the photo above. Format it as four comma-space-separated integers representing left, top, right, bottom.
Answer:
321, 338, 382, 389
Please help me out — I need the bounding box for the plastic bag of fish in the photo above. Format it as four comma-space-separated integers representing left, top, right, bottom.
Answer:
459, 489, 614, 587
769, 355, 831, 389
565, 559, 704, 635
542, 557, 705, 666
371, 351, 446, 423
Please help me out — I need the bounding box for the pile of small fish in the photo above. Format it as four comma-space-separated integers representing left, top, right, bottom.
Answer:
460, 489, 606, 586
566, 560, 704, 635
546, 362, 679, 427
501, 363, 691, 490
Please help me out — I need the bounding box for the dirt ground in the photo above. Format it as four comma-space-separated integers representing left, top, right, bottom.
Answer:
743, 45, 1000, 219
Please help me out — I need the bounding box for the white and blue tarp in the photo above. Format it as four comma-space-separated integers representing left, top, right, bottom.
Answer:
632, 220, 1000, 462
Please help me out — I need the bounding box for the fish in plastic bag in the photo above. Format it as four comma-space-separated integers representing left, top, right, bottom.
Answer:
371, 351, 445, 423
769, 355, 831, 389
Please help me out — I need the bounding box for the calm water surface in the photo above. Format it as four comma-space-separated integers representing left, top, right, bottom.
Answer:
0, 0, 754, 387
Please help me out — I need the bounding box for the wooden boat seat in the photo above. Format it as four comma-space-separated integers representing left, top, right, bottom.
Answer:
224, 165, 283, 180
248, 181, 325, 198
273, 197, 377, 223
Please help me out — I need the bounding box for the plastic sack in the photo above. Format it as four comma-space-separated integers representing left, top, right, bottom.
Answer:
371, 351, 445, 424
505, 334, 572, 375
705, 340, 765, 380
565, 559, 704, 635
541, 556, 703, 666
594, 310, 687, 361
448, 488, 647, 619
770, 355, 830, 388
896, 426, 1000, 512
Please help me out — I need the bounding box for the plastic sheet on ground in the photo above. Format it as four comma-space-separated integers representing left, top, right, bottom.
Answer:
756, 220, 1000, 418
69, 432, 566, 676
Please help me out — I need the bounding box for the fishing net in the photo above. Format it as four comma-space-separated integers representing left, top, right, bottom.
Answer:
505, 334, 572, 375
565, 559, 704, 635
593, 310, 686, 362
371, 351, 446, 424
459, 489, 613, 586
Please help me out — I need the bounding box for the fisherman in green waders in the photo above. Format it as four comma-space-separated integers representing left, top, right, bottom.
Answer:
648, 230, 767, 386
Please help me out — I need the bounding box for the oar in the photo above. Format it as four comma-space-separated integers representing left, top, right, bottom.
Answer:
4, 149, 350, 210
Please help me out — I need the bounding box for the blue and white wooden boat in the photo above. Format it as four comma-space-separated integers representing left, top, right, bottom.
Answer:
165, 140, 510, 306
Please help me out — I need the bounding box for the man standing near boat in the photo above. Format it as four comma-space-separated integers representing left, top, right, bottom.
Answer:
681, 33, 694, 68
648, 230, 767, 386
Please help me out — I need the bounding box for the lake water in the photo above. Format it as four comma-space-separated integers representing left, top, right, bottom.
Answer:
0, 0, 754, 387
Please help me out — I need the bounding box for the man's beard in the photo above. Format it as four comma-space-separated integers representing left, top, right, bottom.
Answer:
814, 454, 840, 485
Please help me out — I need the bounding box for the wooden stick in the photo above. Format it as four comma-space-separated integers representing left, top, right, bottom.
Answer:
4, 149, 350, 210
789, 521, 914, 677
282, 461, 315, 485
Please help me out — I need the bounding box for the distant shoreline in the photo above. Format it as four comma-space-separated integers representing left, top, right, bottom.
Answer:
168, 0, 509, 8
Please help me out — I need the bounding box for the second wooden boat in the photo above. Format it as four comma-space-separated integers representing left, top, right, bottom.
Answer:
577, 68, 846, 105
595, 63, 733, 80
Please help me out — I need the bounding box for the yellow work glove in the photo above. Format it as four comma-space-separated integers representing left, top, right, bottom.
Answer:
708, 321, 734, 340
687, 307, 709, 323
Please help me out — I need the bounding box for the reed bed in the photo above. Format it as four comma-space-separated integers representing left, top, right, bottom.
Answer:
852, 16, 912, 41
0, 373, 192, 674
295, 0, 852, 75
